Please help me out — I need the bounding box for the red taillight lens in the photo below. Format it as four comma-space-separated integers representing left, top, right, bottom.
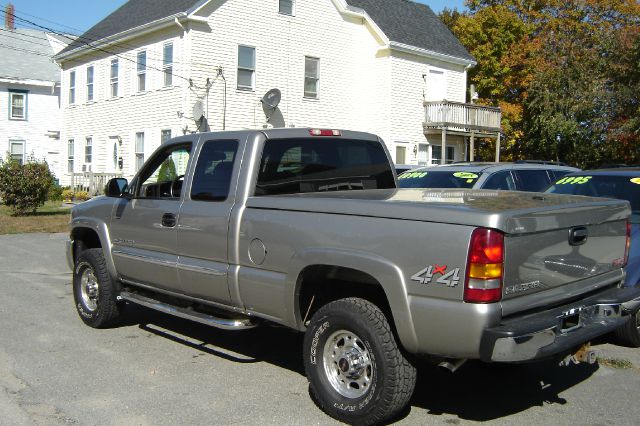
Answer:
309, 129, 341, 136
624, 220, 631, 266
464, 228, 504, 303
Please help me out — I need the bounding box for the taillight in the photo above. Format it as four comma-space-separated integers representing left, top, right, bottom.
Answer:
464, 228, 504, 303
309, 129, 341, 136
624, 220, 631, 266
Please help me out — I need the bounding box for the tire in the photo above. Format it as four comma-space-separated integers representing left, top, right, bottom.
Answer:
303, 298, 416, 425
73, 248, 121, 328
615, 311, 640, 348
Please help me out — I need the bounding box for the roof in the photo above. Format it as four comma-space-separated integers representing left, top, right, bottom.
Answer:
58, 0, 200, 56
568, 168, 640, 177
0, 28, 60, 83
412, 163, 580, 173
59, 0, 473, 64
347, 0, 475, 62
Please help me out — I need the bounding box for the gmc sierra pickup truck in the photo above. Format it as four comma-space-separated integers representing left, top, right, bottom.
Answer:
67, 128, 640, 425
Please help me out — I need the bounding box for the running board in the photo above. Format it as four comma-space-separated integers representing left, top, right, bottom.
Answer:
119, 291, 257, 330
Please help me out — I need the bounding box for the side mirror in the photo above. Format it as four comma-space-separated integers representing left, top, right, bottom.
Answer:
105, 178, 129, 197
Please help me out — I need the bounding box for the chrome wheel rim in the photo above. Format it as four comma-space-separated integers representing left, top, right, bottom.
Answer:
80, 267, 99, 311
322, 330, 373, 399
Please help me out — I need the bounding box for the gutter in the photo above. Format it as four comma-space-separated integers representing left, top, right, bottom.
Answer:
388, 42, 476, 67
55, 12, 197, 62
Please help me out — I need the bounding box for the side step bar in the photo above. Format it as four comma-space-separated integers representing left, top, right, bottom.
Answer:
119, 291, 257, 330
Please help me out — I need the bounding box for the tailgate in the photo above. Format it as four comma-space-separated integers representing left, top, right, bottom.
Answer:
501, 218, 628, 317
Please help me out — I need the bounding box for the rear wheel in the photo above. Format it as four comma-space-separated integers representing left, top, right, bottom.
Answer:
303, 297, 416, 425
73, 248, 121, 328
615, 311, 640, 348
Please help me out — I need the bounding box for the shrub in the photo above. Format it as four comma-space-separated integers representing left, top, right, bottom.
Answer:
48, 184, 64, 201
74, 191, 90, 202
62, 188, 74, 202
0, 159, 55, 215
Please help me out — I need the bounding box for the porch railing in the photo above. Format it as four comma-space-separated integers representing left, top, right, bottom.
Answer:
424, 101, 501, 133
70, 172, 123, 196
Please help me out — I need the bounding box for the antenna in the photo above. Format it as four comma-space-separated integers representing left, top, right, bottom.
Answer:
260, 88, 281, 122
192, 100, 204, 120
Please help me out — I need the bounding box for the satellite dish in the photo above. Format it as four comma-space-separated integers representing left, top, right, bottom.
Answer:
192, 100, 204, 120
261, 88, 281, 109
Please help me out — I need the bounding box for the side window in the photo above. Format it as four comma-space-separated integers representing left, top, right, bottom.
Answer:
481, 170, 516, 190
550, 169, 571, 181
136, 145, 192, 199
513, 169, 552, 192
191, 140, 238, 202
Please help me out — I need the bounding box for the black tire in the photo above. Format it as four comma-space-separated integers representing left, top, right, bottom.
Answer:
303, 298, 416, 425
615, 311, 640, 348
73, 248, 121, 328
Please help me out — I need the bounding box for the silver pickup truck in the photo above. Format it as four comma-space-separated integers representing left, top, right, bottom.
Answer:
67, 128, 640, 425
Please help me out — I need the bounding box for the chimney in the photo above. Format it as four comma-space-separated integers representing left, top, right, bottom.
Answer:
5, 4, 15, 30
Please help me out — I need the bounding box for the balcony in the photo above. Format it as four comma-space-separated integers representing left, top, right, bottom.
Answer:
423, 100, 501, 136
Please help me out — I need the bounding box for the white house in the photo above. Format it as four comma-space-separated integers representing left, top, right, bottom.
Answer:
55, 0, 499, 187
0, 28, 68, 179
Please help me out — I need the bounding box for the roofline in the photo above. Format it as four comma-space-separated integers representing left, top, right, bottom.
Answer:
388, 42, 476, 67
0, 76, 59, 87
54, 12, 207, 63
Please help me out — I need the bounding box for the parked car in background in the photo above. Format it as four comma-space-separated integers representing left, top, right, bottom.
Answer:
398, 162, 579, 192
546, 168, 640, 347
394, 163, 419, 175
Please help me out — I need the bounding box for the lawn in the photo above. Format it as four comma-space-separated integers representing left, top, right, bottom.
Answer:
0, 201, 71, 235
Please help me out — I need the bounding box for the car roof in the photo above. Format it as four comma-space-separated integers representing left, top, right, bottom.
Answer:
564, 168, 640, 177
410, 162, 579, 173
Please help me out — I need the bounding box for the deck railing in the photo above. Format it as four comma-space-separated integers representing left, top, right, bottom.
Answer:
70, 172, 123, 196
424, 101, 501, 133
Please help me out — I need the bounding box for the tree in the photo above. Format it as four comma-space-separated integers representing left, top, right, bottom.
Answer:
0, 159, 55, 215
158, 157, 177, 182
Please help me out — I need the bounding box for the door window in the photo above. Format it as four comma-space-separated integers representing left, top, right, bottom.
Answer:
190, 140, 239, 201
513, 169, 552, 192
481, 170, 516, 190
136, 145, 191, 199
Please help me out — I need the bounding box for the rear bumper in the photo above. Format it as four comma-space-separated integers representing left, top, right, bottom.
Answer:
480, 286, 640, 362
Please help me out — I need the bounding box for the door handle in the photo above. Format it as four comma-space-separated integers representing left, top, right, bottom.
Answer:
161, 213, 177, 228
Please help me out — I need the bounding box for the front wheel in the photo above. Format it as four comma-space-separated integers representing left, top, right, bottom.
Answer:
303, 298, 416, 425
73, 248, 121, 328
615, 311, 640, 348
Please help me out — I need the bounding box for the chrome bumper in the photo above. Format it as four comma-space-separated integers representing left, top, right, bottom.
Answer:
481, 286, 640, 362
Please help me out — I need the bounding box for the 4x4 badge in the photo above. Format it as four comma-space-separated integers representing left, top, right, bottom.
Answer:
411, 265, 460, 287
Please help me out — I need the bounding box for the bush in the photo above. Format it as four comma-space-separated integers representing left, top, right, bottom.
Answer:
74, 191, 90, 202
62, 188, 74, 202
0, 159, 55, 215
48, 184, 63, 201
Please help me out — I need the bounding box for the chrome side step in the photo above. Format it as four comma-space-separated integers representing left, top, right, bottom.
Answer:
119, 291, 257, 330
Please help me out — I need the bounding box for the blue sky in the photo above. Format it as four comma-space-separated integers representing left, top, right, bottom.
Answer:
5, 1, 466, 34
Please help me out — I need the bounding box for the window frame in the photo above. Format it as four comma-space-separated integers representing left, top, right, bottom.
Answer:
67, 139, 74, 173
190, 139, 239, 202
86, 65, 94, 102
163, 42, 173, 87
85, 137, 93, 164
132, 143, 193, 200
110, 58, 119, 97
9, 139, 25, 164
237, 45, 256, 91
8, 89, 27, 120
431, 145, 455, 165
161, 129, 172, 144
304, 56, 319, 99
69, 70, 76, 104
279, 0, 294, 15
135, 132, 145, 172
137, 50, 147, 92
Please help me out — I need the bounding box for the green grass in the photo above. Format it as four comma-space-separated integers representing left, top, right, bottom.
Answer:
0, 201, 71, 235
597, 357, 635, 369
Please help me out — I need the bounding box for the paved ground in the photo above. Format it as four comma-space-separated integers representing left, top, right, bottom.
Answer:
0, 233, 639, 425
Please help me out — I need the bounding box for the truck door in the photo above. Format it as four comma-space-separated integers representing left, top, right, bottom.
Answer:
110, 142, 193, 290
176, 138, 240, 305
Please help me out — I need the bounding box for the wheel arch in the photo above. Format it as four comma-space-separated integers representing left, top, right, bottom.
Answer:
287, 248, 419, 353
70, 218, 117, 279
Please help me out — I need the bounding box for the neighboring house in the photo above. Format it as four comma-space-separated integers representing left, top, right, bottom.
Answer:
0, 28, 68, 179
55, 0, 501, 185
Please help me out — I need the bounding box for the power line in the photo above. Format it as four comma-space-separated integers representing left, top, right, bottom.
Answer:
0, 42, 52, 57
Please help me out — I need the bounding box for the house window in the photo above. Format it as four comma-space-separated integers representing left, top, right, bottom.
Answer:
9, 140, 25, 164
161, 129, 172, 144
135, 132, 145, 171
237, 45, 255, 90
304, 56, 319, 98
69, 71, 76, 104
8, 90, 27, 119
68, 139, 74, 173
85, 137, 92, 164
86, 66, 94, 102
137, 50, 146, 92
110, 58, 119, 97
163, 43, 173, 87
279, 0, 294, 15
431, 146, 455, 165
395, 145, 406, 164
418, 144, 428, 166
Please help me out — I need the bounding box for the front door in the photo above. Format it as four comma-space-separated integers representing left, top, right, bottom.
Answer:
110, 142, 193, 291
176, 138, 241, 304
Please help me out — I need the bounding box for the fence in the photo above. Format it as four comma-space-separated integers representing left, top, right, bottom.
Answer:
70, 172, 123, 196
424, 101, 501, 133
